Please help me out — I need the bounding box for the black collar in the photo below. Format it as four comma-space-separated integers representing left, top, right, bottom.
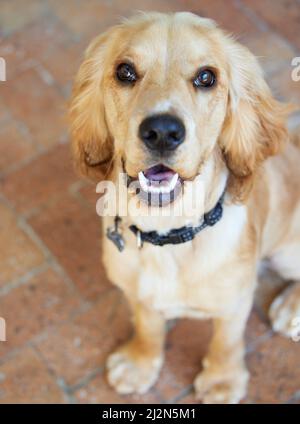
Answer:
106, 192, 225, 251
130, 192, 225, 247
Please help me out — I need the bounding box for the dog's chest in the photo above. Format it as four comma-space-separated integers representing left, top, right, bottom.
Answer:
135, 205, 247, 319
137, 246, 231, 319
103, 203, 247, 319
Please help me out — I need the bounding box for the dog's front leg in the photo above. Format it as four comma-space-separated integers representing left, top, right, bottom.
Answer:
194, 296, 253, 404
106, 301, 165, 394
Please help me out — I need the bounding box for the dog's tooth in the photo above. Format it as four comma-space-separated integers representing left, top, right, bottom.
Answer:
148, 182, 172, 195
138, 171, 179, 195
160, 186, 169, 194
148, 185, 160, 194
156, 185, 170, 194
169, 173, 179, 191
138, 171, 149, 192
156, 187, 165, 194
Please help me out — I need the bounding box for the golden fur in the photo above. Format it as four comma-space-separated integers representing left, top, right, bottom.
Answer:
70, 12, 300, 403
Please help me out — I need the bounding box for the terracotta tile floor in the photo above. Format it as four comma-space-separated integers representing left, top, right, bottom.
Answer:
0, 0, 299, 404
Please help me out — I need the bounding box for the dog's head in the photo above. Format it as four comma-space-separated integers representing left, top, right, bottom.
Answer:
70, 12, 289, 208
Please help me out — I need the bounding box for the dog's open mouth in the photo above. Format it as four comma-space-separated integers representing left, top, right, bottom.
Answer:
128, 164, 183, 206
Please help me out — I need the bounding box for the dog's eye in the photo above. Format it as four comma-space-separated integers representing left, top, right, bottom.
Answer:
193, 68, 216, 88
116, 63, 137, 84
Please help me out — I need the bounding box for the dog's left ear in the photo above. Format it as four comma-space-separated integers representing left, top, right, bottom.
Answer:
220, 41, 291, 201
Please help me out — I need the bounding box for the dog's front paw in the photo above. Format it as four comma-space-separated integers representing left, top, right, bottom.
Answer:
194, 368, 249, 404
269, 283, 300, 339
106, 343, 163, 395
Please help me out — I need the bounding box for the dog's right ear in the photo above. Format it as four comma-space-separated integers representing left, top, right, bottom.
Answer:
69, 29, 116, 181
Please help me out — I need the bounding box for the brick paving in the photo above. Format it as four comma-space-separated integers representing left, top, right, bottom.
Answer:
0, 0, 299, 404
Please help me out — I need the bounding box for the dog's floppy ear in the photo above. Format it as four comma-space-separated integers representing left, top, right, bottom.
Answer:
220, 41, 291, 202
69, 29, 116, 181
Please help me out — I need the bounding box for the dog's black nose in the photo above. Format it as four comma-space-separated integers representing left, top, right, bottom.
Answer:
139, 114, 185, 153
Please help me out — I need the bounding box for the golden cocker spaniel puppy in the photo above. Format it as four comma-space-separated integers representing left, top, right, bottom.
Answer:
70, 12, 300, 403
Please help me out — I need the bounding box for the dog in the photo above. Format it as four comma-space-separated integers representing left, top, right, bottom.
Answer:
69, 12, 300, 403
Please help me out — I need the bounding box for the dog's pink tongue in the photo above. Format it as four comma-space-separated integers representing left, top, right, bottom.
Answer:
144, 165, 175, 182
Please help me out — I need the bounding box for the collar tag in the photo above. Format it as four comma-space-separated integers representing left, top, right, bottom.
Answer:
106, 217, 125, 252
